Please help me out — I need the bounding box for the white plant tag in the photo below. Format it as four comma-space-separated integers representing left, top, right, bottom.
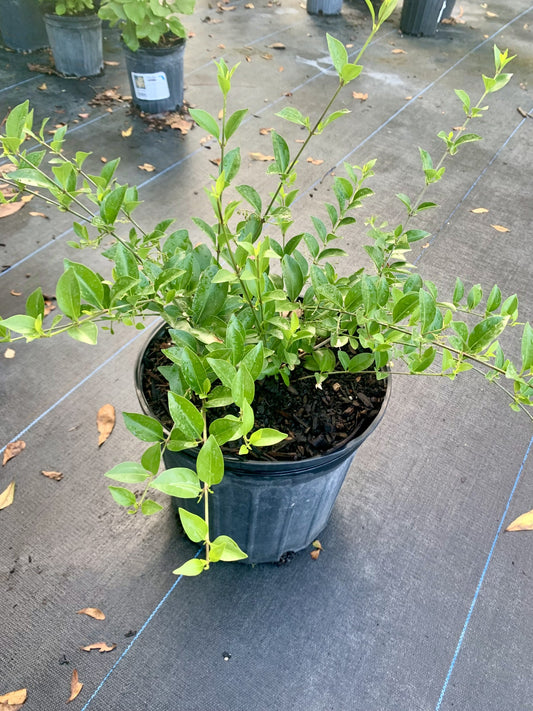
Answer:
131, 71, 170, 101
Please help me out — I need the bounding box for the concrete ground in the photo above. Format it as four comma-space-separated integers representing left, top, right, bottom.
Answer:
1, 0, 533, 709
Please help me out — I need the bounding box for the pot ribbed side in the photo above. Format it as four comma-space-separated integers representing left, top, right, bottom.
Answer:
0, 0, 48, 51
43, 13, 103, 76
123, 41, 186, 114
400, 0, 447, 36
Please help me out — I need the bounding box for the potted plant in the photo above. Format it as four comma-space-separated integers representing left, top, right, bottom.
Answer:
1, 0, 532, 574
0, 0, 48, 52
40, 0, 103, 76
98, 0, 195, 113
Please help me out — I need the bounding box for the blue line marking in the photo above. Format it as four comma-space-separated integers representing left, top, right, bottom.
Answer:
0, 327, 153, 455
435, 435, 533, 710
79, 548, 203, 711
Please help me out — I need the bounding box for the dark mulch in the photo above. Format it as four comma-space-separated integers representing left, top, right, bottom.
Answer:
141, 328, 388, 461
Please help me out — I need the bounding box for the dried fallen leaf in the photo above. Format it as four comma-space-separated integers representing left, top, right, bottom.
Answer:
28, 211, 47, 218
0, 481, 15, 510
209, 157, 222, 166
307, 157, 324, 166
44, 298, 56, 316
0, 202, 25, 219
405, 95, 412, 100
310, 548, 321, 560
278, 66, 284, 72
100, 156, 108, 163
506, 509, 533, 531
67, 670, 83, 704
486, 10, 498, 17
218, 109, 224, 119
97, 404, 115, 447
41, 470, 63, 481
20, 195, 32, 204
312, 539, 323, 550
259, 127, 273, 135
217, 43, 225, 49
0, 689, 27, 705
471, 207, 488, 214
77, 607, 106, 620
78, 113, 89, 119
245, 2, 254, 6
268, 42, 286, 49
4, 348, 15, 359
37, 82, 47, 91
138, 163, 156, 172
491, 224, 509, 233
262, 53, 273, 60
168, 116, 193, 133
352, 91, 368, 101
245, 56, 252, 63
104, 60, 119, 66
121, 126, 133, 137
249, 152, 274, 161
392, 48, 407, 54
10, 289, 21, 296
80, 642, 117, 653
3, 441, 25, 466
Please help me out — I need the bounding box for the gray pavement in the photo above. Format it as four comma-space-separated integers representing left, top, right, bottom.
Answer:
1, 0, 533, 709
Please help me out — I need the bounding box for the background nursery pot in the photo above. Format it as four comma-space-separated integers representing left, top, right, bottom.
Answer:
135, 324, 391, 564
43, 12, 103, 76
124, 40, 186, 114
400, 0, 447, 36
306, 0, 343, 17
0, 0, 48, 51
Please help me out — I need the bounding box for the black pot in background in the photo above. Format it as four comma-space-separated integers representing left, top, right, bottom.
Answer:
43, 13, 103, 77
123, 40, 186, 114
306, 0, 343, 16
441, 0, 456, 20
400, 0, 447, 36
135, 324, 391, 564
0, 0, 48, 51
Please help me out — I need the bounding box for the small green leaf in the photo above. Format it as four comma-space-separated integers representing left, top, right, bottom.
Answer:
236, 184, 262, 213
179, 508, 208, 542
210, 416, 242, 445
348, 352, 374, 373
173, 558, 206, 576
123, 412, 165, 442
56, 268, 81, 320
232, 364, 255, 408
189, 108, 220, 138
67, 322, 98, 345
248, 428, 287, 447
197, 435, 224, 486
108, 486, 137, 508
104, 462, 150, 484
210, 535, 247, 562
271, 131, 290, 174
467, 316, 506, 353
521, 322, 533, 372
225, 108, 248, 140
141, 443, 161, 475
151, 468, 201, 498
141, 499, 163, 516
168, 393, 204, 440
327, 34, 348, 77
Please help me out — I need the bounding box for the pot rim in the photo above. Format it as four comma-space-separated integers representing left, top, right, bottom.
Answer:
135, 320, 391, 474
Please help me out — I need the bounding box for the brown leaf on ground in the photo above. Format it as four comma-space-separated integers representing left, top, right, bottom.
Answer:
209, 157, 222, 166
471, 207, 488, 214
77, 607, 106, 620
4, 348, 15, 359
307, 157, 324, 165
200, 135, 213, 145
491, 224, 509, 233
80, 642, 117, 653
405, 95, 413, 100
486, 10, 498, 17
310, 549, 321, 559
295, 139, 305, 143
312, 539, 323, 550
249, 152, 274, 161
97, 404, 115, 447
262, 53, 273, 60
89, 87, 126, 107
100, 157, 108, 163
3, 441, 26, 466
506, 509, 533, 531
44, 298, 56, 316
310, 540, 323, 560
27, 61, 59, 76
37, 82, 47, 91
188, 31, 195, 38
121, 126, 133, 138
217, 43, 225, 49
259, 127, 273, 135
67, 670, 83, 704
269, 42, 286, 49
0, 481, 15, 510
245, 56, 252, 63
392, 48, 406, 54
138, 163, 156, 172
217, 2, 235, 9
0, 202, 25, 219
278, 66, 284, 72
10, 289, 21, 296
41, 470, 63, 481
218, 109, 224, 119
245, 2, 254, 7
20, 196, 32, 204
28, 211, 47, 218
352, 91, 368, 101
78, 113, 89, 119
168, 116, 193, 133
104, 60, 119, 66
0, 689, 27, 706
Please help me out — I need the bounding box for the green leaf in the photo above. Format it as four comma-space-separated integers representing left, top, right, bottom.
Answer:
222, 147, 241, 184
453, 277, 464, 305
141, 499, 163, 516
248, 428, 287, 447
180, 346, 209, 396
521, 322, 533, 372
64, 260, 104, 309
141, 443, 161, 475
276, 106, 308, 126
271, 131, 290, 174
123, 412, 164, 442
231, 364, 255, 408
209, 416, 242, 445
104, 462, 150, 484
392, 292, 418, 322
207, 357, 237, 389
486, 284, 501, 313
173, 558, 206, 576
340, 63, 362, 84
282, 254, 304, 302
56, 268, 81, 320
189, 108, 220, 138
151, 468, 201, 498
348, 352, 374, 373
100, 184, 127, 225
225, 109, 248, 140
179, 508, 208, 542
467, 316, 506, 353
108, 486, 137, 507
197, 434, 224, 486
467, 284, 482, 310
419, 290, 436, 333
26, 288, 44, 319
225, 316, 246, 366
327, 34, 348, 77
209, 535, 247, 562
410, 347, 436, 373
67, 321, 98, 345
191, 264, 228, 327
236, 184, 262, 213
0, 315, 39, 337
167, 392, 204, 440
241, 342, 265, 380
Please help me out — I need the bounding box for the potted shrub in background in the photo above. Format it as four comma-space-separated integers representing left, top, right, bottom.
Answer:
98, 0, 195, 113
40, 0, 103, 76
1, 0, 532, 574
0, 0, 48, 52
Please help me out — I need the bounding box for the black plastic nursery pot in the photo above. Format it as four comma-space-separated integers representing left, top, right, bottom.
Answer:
0, 0, 48, 51
306, 0, 342, 16
123, 40, 186, 114
135, 324, 391, 565
43, 13, 103, 77
400, 0, 447, 36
